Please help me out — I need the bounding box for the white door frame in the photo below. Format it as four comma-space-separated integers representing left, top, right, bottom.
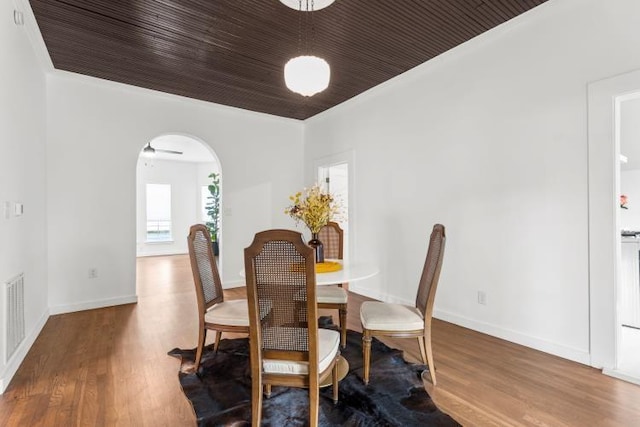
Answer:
313, 150, 355, 262
587, 69, 640, 372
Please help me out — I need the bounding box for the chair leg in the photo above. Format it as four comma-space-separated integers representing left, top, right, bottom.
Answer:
251, 375, 263, 427
424, 330, 437, 386
265, 384, 272, 398
339, 306, 347, 348
194, 327, 207, 370
332, 359, 339, 404
309, 379, 319, 427
213, 330, 222, 353
417, 336, 427, 365
362, 329, 372, 385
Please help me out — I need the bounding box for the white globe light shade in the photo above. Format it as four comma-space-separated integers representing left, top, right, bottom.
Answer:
284, 55, 331, 97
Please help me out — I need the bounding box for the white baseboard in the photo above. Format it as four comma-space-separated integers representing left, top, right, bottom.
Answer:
49, 295, 138, 315
602, 368, 640, 386
434, 308, 591, 365
222, 279, 245, 289
348, 284, 414, 305
348, 285, 591, 366
1, 308, 49, 394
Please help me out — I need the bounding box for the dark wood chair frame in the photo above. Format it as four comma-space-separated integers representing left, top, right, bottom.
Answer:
362, 224, 446, 386
187, 224, 249, 371
244, 229, 340, 427
317, 221, 348, 348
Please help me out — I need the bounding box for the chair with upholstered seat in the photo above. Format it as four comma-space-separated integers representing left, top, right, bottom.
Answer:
244, 229, 340, 427
316, 221, 349, 348
187, 224, 250, 372
360, 224, 446, 386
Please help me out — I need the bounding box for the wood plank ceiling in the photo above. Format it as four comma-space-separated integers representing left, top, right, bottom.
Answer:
30, 0, 547, 120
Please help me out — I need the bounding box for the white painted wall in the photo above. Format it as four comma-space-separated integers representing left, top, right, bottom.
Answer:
135, 158, 217, 257
47, 72, 303, 313
304, 0, 640, 364
0, 1, 49, 391
8, 0, 640, 393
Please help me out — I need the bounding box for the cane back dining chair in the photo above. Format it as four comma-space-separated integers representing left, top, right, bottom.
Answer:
316, 221, 349, 348
244, 229, 341, 427
187, 224, 250, 372
360, 224, 446, 386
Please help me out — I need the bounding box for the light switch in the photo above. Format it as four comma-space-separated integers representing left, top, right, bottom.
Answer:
14, 203, 23, 216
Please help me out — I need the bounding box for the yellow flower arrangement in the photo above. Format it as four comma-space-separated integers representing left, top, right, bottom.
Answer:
285, 184, 341, 234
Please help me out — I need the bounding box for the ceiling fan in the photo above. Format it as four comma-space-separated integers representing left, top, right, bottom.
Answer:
142, 142, 183, 156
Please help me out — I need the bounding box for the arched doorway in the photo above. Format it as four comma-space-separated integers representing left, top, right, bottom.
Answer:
135, 134, 221, 292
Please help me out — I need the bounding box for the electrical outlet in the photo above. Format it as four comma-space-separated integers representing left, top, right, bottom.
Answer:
88, 268, 98, 279
477, 291, 487, 305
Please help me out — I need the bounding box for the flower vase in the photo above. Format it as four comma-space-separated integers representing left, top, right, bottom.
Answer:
308, 233, 325, 263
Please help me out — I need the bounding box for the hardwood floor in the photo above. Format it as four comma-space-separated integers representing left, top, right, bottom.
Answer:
1, 254, 639, 426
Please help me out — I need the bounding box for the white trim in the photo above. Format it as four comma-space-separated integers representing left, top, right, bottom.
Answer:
348, 283, 413, 306
222, 279, 245, 289
434, 309, 591, 365
137, 250, 187, 258
49, 295, 138, 315
51, 68, 302, 122
602, 368, 640, 386
347, 284, 592, 365
0, 308, 49, 394
304, 0, 554, 125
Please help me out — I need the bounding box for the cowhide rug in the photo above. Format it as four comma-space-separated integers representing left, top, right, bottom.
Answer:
168, 319, 461, 426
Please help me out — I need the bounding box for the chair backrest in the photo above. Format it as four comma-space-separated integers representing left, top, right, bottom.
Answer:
318, 221, 344, 260
187, 224, 224, 314
244, 229, 319, 368
415, 224, 446, 319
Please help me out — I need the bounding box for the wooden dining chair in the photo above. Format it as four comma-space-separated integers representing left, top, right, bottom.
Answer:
244, 229, 340, 427
316, 221, 349, 348
360, 224, 446, 386
187, 224, 250, 372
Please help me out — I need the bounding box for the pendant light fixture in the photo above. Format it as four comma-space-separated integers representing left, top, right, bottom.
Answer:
281, 0, 334, 97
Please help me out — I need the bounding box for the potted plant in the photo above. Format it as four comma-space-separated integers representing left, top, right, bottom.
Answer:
205, 172, 221, 256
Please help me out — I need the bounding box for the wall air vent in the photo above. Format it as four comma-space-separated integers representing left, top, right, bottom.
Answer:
5, 273, 25, 363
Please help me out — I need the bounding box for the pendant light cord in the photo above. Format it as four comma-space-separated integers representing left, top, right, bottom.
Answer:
310, 0, 315, 53
296, 0, 317, 55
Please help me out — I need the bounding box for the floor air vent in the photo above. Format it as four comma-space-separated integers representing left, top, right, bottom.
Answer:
5, 273, 25, 362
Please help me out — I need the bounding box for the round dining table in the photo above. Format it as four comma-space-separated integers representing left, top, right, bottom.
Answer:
314, 260, 378, 285
239, 260, 379, 386
239, 260, 379, 285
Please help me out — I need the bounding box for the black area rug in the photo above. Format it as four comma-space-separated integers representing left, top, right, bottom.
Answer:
168, 319, 461, 426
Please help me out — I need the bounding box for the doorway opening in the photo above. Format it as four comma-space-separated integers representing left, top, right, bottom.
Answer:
316, 151, 354, 263
588, 68, 640, 386
615, 94, 640, 381
318, 162, 349, 261
135, 134, 221, 295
